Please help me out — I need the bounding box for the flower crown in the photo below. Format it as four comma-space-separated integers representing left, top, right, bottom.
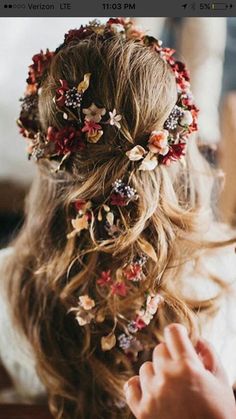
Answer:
17, 18, 198, 171
17, 18, 199, 358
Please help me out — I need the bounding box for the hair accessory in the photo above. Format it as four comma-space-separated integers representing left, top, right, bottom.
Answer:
18, 18, 198, 169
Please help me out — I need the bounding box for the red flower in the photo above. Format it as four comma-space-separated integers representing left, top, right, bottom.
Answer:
135, 316, 146, 330
82, 120, 102, 135
27, 49, 54, 90
110, 193, 127, 207
74, 199, 87, 212
47, 126, 85, 156
56, 79, 69, 107
124, 264, 142, 281
64, 27, 94, 44
97, 270, 112, 287
161, 143, 186, 166
111, 282, 127, 297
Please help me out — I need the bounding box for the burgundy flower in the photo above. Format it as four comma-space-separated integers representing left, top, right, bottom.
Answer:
27, 49, 54, 91
47, 126, 85, 156
74, 199, 87, 212
64, 27, 94, 44
110, 193, 127, 207
56, 79, 69, 107
97, 270, 112, 287
111, 282, 127, 297
161, 143, 186, 166
107, 18, 125, 26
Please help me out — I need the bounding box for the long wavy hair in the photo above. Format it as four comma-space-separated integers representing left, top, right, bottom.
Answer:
6, 33, 234, 418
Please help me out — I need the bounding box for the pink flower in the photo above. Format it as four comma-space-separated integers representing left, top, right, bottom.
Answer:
124, 264, 142, 281
82, 120, 102, 135
148, 130, 169, 155
111, 282, 127, 297
97, 270, 112, 286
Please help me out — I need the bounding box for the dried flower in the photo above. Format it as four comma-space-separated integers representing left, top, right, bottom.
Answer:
126, 145, 146, 161
74, 199, 88, 212
79, 295, 95, 310
82, 120, 102, 135
148, 130, 169, 155
87, 129, 104, 143
139, 152, 158, 171
70, 215, 90, 235
111, 282, 127, 297
108, 109, 122, 129
161, 143, 186, 166
47, 126, 85, 156
97, 270, 112, 286
75, 310, 94, 326
110, 179, 138, 206
101, 333, 116, 351
83, 103, 106, 123
124, 263, 143, 281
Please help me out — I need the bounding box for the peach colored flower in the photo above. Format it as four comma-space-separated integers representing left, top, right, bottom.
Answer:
101, 333, 116, 351
126, 145, 146, 161
71, 215, 89, 233
138, 152, 158, 171
79, 295, 95, 311
148, 130, 169, 155
82, 103, 106, 123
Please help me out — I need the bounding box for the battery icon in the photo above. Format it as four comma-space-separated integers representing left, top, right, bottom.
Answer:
212, 2, 229, 9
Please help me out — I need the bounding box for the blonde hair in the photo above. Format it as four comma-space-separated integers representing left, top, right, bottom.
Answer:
6, 34, 234, 418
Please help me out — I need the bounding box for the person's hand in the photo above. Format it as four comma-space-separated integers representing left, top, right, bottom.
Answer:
124, 323, 236, 419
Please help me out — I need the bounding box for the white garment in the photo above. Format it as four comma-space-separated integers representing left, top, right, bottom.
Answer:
0, 248, 45, 401
0, 245, 236, 400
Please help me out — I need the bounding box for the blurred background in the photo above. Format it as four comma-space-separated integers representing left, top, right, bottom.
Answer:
0, 17, 236, 249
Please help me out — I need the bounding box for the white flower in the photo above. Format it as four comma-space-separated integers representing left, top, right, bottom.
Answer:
75, 310, 94, 326
108, 109, 122, 129
146, 294, 164, 315
180, 110, 193, 126
138, 152, 158, 171
110, 23, 125, 34
126, 145, 146, 161
82, 103, 106, 123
